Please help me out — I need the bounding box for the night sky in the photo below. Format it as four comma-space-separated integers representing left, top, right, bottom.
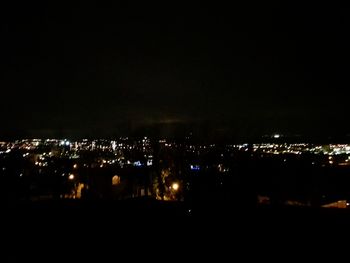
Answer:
1, 1, 349, 139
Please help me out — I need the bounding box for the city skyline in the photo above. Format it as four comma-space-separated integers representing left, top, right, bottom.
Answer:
2, 136, 350, 206
3, 2, 349, 260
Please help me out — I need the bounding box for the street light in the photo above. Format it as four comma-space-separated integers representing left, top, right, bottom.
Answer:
172, 182, 179, 191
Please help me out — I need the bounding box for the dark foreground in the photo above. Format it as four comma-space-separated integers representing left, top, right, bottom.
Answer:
4, 199, 349, 262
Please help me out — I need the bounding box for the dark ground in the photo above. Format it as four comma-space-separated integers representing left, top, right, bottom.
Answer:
3, 199, 349, 262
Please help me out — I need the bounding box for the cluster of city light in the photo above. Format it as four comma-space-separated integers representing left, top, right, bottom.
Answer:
1, 137, 152, 162
227, 143, 350, 156
3, 139, 350, 170
250, 144, 307, 155
0, 137, 152, 153
323, 144, 350, 155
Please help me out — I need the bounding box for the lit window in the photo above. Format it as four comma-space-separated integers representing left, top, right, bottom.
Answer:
112, 175, 121, 185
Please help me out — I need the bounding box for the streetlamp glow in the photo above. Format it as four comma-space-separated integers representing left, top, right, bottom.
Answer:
172, 183, 179, 191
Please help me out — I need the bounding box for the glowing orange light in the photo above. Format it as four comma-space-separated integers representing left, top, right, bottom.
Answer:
172, 183, 179, 191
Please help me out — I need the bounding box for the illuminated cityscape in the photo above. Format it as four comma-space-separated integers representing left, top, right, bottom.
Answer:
2, 1, 349, 258
2, 136, 350, 208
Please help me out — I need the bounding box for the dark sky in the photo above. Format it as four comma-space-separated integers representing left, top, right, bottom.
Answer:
1, 1, 349, 138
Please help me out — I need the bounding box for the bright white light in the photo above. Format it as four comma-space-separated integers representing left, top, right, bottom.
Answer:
190, 165, 200, 171
112, 141, 116, 151
133, 161, 142, 167
68, 174, 74, 180
273, 134, 280, 139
